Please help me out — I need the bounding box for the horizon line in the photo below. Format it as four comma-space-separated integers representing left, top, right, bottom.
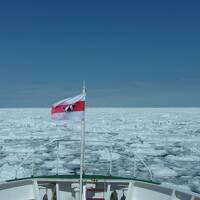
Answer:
0, 106, 200, 109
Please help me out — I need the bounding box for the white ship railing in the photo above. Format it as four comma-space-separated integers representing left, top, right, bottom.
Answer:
15, 138, 153, 181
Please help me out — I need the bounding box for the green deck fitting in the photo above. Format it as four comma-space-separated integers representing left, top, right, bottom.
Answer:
7, 174, 159, 185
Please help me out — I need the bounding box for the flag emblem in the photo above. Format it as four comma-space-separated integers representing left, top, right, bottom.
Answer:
51, 94, 85, 121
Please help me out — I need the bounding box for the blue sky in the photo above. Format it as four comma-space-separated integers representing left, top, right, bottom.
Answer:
0, 0, 200, 107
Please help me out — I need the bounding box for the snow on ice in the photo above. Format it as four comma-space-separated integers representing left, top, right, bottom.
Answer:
0, 108, 200, 192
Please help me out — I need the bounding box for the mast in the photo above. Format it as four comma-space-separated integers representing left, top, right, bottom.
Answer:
80, 81, 86, 200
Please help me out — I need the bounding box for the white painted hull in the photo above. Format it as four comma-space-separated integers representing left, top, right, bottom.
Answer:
0, 176, 199, 200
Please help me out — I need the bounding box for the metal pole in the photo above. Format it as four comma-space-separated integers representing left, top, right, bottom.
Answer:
109, 144, 113, 175
56, 140, 59, 175
133, 155, 136, 178
56, 183, 60, 200
31, 154, 34, 177
80, 81, 86, 200
15, 169, 18, 179
80, 119, 85, 200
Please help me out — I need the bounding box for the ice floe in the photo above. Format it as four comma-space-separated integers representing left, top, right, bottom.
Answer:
0, 108, 200, 192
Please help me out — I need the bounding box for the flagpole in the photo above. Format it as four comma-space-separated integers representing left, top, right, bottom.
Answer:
80, 81, 86, 200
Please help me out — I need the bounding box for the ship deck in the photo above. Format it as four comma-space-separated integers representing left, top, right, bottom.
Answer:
1, 174, 200, 200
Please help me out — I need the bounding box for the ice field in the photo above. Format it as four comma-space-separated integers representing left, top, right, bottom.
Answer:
0, 108, 200, 192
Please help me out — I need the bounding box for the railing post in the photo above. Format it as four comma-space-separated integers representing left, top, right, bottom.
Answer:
56, 140, 59, 175
31, 154, 34, 177
133, 155, 136, 178
109, 144, 113, 176
15, 169, 18, 179
134, 154, 153, 181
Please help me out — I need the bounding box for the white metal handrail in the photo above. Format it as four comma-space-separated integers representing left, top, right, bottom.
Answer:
117, 153, 153, 180
15, 138, 153, 181
15, 138, 80, 178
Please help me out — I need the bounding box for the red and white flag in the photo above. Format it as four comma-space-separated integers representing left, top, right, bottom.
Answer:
51, 93, 85, 121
